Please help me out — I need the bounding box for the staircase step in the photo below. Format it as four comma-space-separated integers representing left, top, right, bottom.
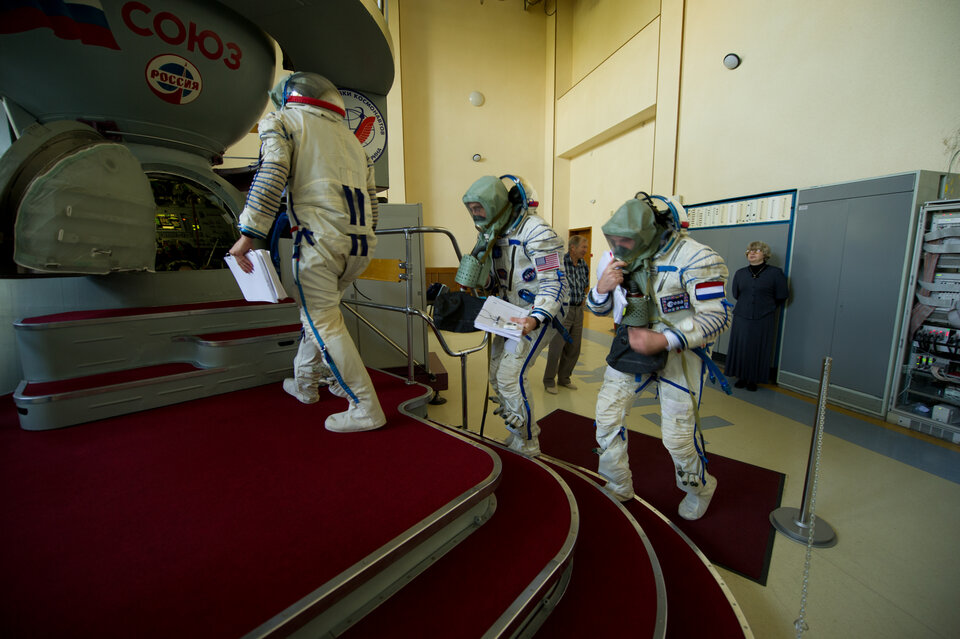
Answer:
445, 425, 752, 637
1, 376, 506, 639
338, 441, 578, 638
537, 458, 666, 638
13, 360, 292, 431
175, 324, 303, 369
15, 299, 299, 381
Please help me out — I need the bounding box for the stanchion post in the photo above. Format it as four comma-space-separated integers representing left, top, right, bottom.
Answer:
770, 356, 838, 548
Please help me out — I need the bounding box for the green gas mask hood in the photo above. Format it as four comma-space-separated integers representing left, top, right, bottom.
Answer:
462, 176, 514, 237
602, 198, 664, 272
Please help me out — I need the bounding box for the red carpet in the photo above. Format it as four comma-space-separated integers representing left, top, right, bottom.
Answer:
621, 495, 750, 637
0, 371, 496, 638
342, 445, 575, 638
536, 461, 662, 637
538, 409, 783, 584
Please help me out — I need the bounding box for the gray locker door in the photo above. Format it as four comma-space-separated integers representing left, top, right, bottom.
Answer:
779, 174, 917, 414
779, 199, 847, 384
831, 192, 913, 395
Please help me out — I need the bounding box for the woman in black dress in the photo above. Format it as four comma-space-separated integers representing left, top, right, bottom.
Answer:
725, 241, 789, 391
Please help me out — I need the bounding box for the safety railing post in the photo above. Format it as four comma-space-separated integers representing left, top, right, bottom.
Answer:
770, 356, 838, 547
770, 356, 838, 637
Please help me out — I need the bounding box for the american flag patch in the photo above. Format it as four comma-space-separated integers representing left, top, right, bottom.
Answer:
535, 252, 561, 272
695, 281, 725, 300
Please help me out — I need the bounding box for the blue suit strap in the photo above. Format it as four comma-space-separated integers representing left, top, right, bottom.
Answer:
691, 346, 732, 395
551, 316, 573, 344
268, 209, 290, 272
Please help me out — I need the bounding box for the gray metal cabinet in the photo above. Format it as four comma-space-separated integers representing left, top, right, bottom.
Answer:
778, 171, 950, 416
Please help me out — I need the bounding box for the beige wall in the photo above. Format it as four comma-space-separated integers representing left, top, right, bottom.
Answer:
317, 0, 960, 267
676, 0, 960, 202
396, 0, 548, 266
551, 0, 679, 264
563, 0, 659, 94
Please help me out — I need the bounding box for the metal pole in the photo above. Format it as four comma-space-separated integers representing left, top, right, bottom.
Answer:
404, 229, 415, 383
770, 356, 838, 547
460, 355, 469, 431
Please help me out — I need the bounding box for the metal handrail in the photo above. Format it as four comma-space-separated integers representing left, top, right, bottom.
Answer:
341, 225, 484, 430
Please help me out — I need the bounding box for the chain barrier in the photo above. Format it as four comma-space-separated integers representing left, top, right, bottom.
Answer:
794, 365, 830, 636
770, 356, 838, 637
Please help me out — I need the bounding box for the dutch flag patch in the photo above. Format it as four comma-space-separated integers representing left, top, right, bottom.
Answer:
695, 281, 725, 300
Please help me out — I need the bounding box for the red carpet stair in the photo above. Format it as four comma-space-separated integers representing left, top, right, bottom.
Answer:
3, 301, 752, 637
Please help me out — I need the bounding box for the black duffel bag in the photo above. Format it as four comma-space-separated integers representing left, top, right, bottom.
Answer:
606, 324, 669, 375
431, 291, 484, 333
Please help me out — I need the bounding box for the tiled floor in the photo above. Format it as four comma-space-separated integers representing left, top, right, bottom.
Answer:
425, 312, 960, 639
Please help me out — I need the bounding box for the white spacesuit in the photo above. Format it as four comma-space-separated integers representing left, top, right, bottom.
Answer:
460, 175, 568, 456
587, 195, 731, 519
230, 72, 385, 433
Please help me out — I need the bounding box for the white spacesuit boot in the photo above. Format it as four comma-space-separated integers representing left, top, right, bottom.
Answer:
283, 377, 316, 404
303, 307, 386, 432
285, 325, 349, 403
595, 366, 638, 501
284, 330, 323, 404
502, 413, 541, 457
675, 455, 717, 520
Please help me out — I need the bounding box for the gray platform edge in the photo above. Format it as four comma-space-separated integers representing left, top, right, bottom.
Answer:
402, 395, 582, 639
14, 301, 300, 381
484, 455, 578, 639
13, 353, 296, 430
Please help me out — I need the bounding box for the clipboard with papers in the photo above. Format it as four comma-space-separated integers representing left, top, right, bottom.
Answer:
474, 296, 529, 340
225, 249, 288, 303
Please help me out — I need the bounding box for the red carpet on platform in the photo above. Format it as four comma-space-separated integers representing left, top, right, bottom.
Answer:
538, 409, 784, 585
0, 371, 497, 639
536, 461, 663, 638
341, 445, 575, 638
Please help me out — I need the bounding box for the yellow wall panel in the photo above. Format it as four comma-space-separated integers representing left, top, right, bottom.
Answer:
555, 19, 659, 158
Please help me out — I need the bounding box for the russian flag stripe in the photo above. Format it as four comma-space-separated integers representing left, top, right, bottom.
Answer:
0, 1, 120, 50
695, 281, 725, 300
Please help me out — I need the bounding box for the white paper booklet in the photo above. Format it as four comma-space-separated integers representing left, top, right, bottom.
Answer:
474, 296, 529, 340
225, 249, 288, 303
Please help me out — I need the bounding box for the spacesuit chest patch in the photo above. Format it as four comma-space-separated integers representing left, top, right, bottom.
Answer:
660, 292, 690, 314
535, 252, 561, 272
522, 267, 536, 282
497, 268, 509, 280
695, 281, 725, 300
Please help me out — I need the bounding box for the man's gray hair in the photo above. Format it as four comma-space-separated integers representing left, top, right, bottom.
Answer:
568, 235, 588, 250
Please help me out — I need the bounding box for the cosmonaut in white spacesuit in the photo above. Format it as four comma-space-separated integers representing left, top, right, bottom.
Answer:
228, 72, 385, 433
587, 193, 731, 519
458, 175, 568, 456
